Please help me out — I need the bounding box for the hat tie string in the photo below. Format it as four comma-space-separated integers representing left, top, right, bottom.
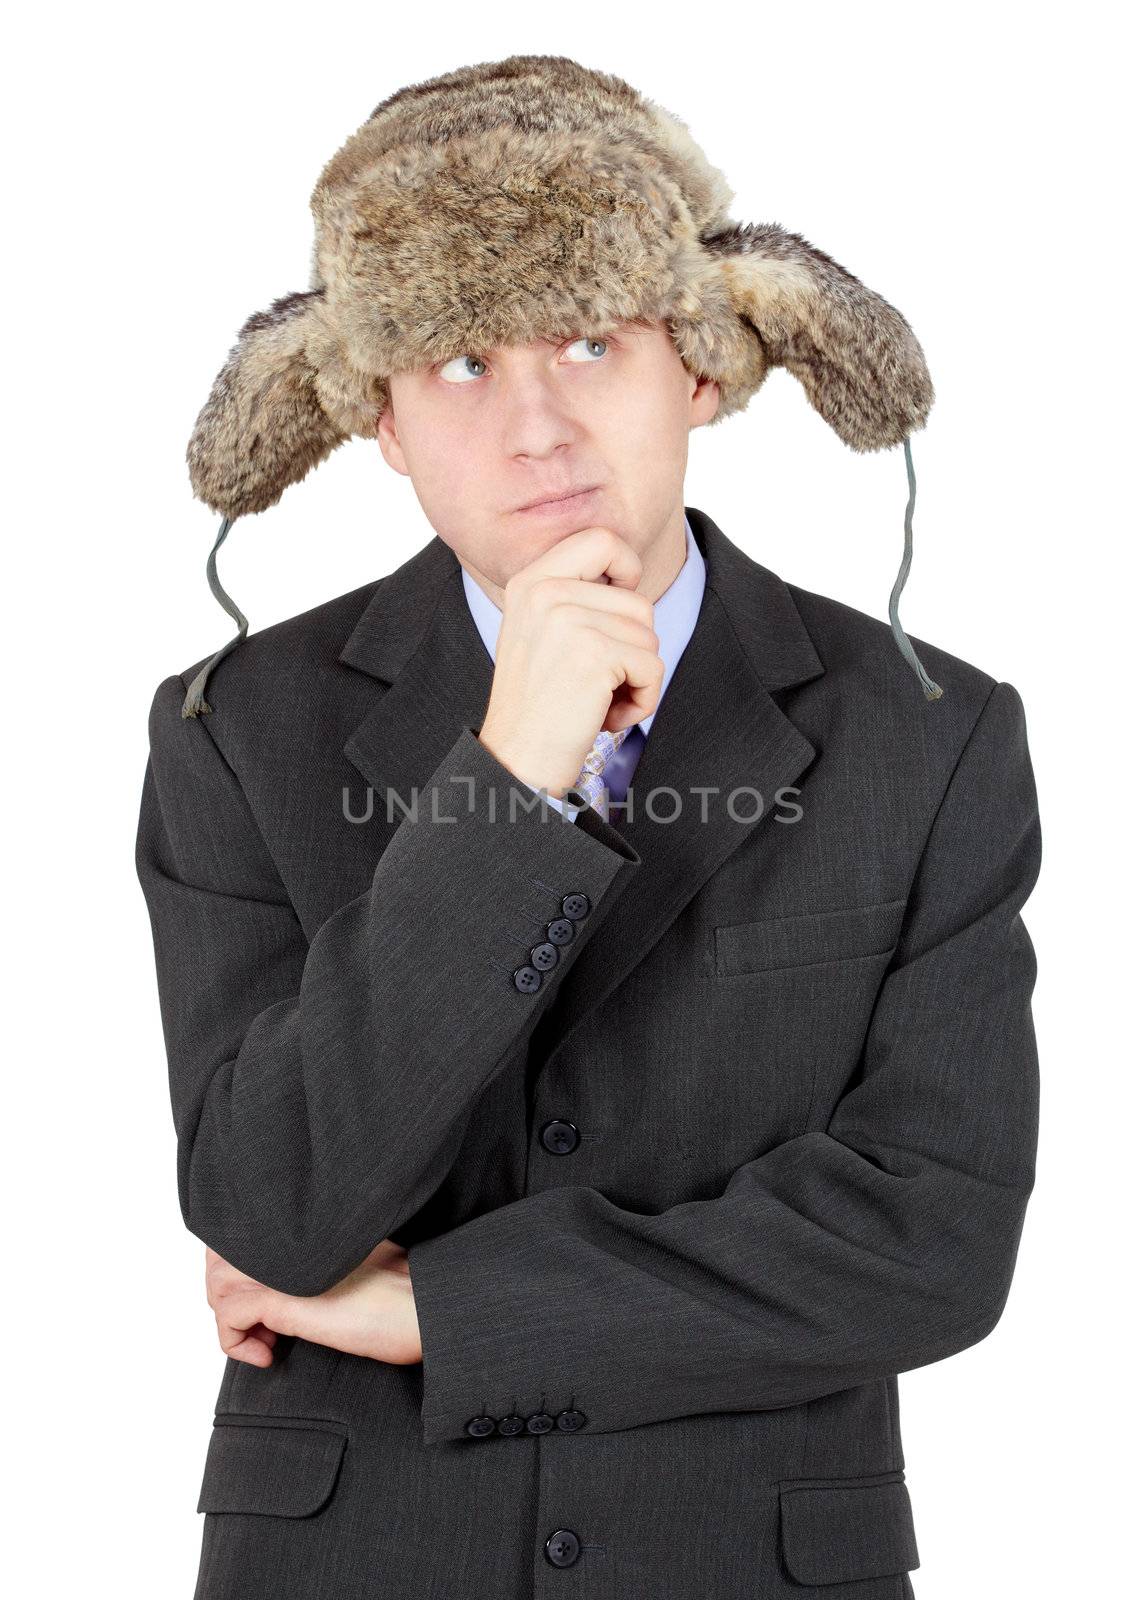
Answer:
181, 516, 247, 718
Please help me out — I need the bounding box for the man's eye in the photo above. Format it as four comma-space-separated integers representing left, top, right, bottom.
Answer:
438, 355, 487, 384
436, 338, 607, 382
564, 336, 609, 363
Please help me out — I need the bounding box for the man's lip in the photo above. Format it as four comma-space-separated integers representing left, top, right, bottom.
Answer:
513, 485, 600, 513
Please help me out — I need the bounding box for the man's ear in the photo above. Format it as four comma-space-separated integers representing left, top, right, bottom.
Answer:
376, 404, 410, 476
689, 373, 720, 430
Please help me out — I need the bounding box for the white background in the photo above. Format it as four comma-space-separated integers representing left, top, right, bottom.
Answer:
6, 3, 1132, 1593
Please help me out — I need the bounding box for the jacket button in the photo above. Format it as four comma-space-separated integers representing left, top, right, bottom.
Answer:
526, 1410, 555, 1434
562, 893, 591, 920
546, 917, 576, 946
512, 964, 542, 993
545, 1529, 581, 1567
530, 941, 559, 971
465, 1415, 497, 1438
556, 1408, 587, 1431
540, 1119, 580, 1154
497, 1414, 526, 1436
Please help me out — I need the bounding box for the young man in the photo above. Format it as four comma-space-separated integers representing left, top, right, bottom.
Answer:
136, 56, 1041, 1599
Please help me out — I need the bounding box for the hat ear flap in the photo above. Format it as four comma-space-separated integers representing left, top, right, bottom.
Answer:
708, 222, 934, 451
186, 287, 354, 519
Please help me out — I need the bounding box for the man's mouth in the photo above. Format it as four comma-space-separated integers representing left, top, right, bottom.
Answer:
513, 485, 601, 515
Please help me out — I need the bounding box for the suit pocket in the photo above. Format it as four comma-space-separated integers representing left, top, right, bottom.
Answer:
714, 899, 907, 979
778, 1471, 919, 1585
196, 1413, 349, 1517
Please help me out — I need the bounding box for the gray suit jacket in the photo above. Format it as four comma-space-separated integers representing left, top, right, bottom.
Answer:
134, 506, 1041, 1599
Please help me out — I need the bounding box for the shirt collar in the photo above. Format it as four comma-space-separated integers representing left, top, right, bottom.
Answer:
461, 513, 705, 736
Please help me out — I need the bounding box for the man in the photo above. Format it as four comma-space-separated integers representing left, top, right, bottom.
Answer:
135, 56, 1041, 1599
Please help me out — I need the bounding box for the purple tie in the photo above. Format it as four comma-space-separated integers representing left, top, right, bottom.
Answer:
571, 727, 632, 820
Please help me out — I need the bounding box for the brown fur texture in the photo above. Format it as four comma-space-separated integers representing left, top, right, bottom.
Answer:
187, 55, 934, 520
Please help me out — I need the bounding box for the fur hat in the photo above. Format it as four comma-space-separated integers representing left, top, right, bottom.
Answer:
182, 53, 941, 714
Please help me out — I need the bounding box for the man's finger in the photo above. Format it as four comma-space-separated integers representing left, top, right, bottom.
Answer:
222, 1329, 275, 1366
516, 525, 644, 593
217, 1314, 279, 1360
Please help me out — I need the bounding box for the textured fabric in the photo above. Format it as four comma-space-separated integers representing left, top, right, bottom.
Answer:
778, 1475, 920, 1584
195, 1417, 348, 1517
600, 721, 645, 809
571, 726, 632, 819
134, 506, 1040, 1599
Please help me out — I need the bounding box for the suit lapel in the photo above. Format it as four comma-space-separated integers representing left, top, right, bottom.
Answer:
544, 508, 824, 1050
337, 508, 825, 1052
338, 534, 496, 827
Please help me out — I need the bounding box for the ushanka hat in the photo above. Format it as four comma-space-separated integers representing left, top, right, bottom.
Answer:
182, 52, 942, 717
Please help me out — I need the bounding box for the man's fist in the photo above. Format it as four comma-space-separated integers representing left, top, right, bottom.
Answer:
205, 1240, 422, 1367
478, 525, 663, 798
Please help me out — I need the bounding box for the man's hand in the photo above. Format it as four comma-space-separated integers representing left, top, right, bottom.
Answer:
478, 525, 663, 798
205, 1239, 422, 1367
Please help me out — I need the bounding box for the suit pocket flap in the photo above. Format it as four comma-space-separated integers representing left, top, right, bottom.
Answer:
196, 1414, 348, 1517
778, 1473, 920, 1585
715, 898, 907, 978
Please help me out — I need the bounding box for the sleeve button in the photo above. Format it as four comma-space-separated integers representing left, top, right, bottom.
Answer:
465, 1415, 497, 1437
546, 918, 576, 947
512, 965, 542, 993
556, 1409, 587, 1431
562, 893, 591, 920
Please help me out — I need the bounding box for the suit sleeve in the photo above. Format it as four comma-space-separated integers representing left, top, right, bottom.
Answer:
134, 672, 640, 1298
407, 679, 1042, 1445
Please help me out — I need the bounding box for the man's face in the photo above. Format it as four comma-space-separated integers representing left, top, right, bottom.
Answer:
376, 317, 719, 597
